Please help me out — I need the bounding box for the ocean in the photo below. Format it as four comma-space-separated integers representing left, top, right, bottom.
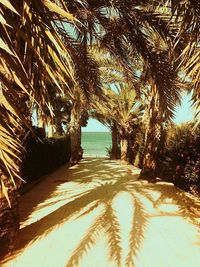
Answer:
81, 132, 111, 157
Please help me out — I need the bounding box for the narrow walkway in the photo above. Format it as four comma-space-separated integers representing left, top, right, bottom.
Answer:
1, 158, 200, 267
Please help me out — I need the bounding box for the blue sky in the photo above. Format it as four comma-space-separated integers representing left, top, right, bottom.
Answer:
82, 119, 109, 132
83, 92, 195, 132
173, 92, 195, 124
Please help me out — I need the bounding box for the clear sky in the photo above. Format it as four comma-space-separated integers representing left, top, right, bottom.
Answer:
83, 92, 195, 132
173, 92, 195, 124
82, 119, 109, 132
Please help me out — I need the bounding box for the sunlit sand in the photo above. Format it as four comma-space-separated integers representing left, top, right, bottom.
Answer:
1, 158, 200, 267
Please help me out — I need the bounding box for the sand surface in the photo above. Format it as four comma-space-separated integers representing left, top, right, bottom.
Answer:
1, 158, 200, 267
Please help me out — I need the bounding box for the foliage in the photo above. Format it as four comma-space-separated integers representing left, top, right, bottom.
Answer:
159, 0, 200, 115
157, 123, 200, 195
21, 128, 71, 183
0, 0, 100, 201
0, 0, 76, 202
91, 85, 144, 160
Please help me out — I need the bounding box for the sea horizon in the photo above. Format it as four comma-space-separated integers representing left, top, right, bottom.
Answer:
81, 131, 111, 157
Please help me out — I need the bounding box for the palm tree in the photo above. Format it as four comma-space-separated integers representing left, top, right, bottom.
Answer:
92, 85, 143, 161
33, 0, 192, 176
139, 84, 166, 179
0, 0, 91, 257
42, 94, 72, 137
0, 0, 102, 196
68, 87, 88, 163
138, 0, 200, 178
112, 86, 143, 162
70, 1, 182, 177
149, 1, 200, 120
89, 44, 144, 161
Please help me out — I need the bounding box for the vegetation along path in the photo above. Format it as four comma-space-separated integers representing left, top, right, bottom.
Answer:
1, 158, 200, 267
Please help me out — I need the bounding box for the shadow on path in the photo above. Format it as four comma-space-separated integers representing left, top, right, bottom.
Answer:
1, 158, 200, 267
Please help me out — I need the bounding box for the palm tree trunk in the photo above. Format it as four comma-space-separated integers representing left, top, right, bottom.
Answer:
140, 122, 161, 179
120, 138, 128, 161
0, 174, 20, 259
78, 126, 83, 159
140, 89, 162, 180
111, 124, 119, 159
69, 110, 82, 163
127, 136, 137, 164
55, 116, 63, 136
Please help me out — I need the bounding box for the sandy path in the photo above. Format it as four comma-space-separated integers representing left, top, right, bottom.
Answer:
1, 158, 200, 267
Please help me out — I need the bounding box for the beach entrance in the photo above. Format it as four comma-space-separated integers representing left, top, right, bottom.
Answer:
81, 131, 112, 157
81, 119, 111, 158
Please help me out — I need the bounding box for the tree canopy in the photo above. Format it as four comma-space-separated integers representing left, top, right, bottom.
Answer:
0, 0, 199, 201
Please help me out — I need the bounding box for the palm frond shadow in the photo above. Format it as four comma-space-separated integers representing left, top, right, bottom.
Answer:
103, 201, 122, 267
141, 184, 200, 226
65, 181, 165, 266
67, 201, 122, 267
65, 179, 200, 266
18, 159, 121, 224
66, 214, 103, 267
13, 159, 200, 266
125, 197, 148, 267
